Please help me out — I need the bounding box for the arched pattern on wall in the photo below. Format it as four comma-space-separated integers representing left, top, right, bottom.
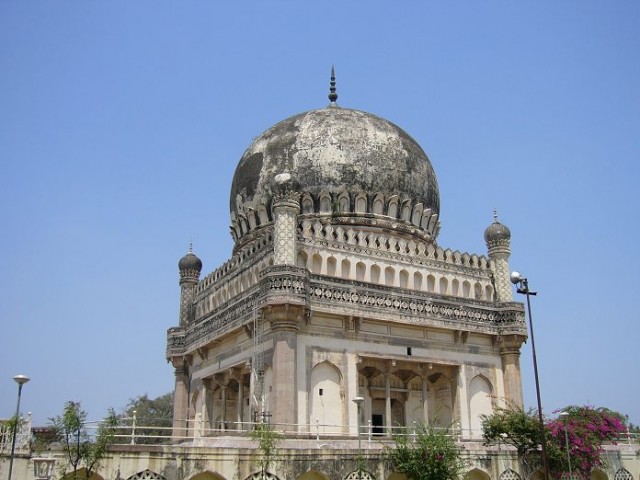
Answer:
344, 471, 374, 480
309, 361, 343, 433
592, 469, 609, 480
498, 469, 522, 480
613, 469, 632, 480
189, 472, 227, 480
467, 468, 491, 480
468, 375, 493, 437
245, 472, 280, 480
127, 471, 167, 480
63, 469, 104, 480
429, 373, 453, 427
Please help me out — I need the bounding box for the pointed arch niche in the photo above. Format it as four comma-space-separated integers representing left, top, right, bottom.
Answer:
468, 375, 493, 437
309, 361, 343, 434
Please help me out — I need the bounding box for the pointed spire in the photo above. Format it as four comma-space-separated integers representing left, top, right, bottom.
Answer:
188, 240, 193, 254
328, 65, 338, 104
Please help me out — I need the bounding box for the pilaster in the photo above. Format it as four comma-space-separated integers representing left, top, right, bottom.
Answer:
499, 334, 526, 408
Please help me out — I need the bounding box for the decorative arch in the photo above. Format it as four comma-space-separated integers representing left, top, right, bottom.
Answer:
188, 472, 227, 480
62, 469, 104, 480
301, 193, 315, 214
468, 375, 493, 436
345, 471, 375, 480
371, 264, 382, 284
311, 253, 323, 274
439, 277, 448, 295
466, 467, 491, 480
341, 258, 351, 279
326, 256, 337, 276
297, 250, 309, 269
399, 269, 409, 289
592, 468, 609, 480
356, 262, 366, 282
309, 361, 343, 433
372, 193, 385, 215
354, 193, 367, 213
245, 473, 280, 480
384, 266, 395, 286
126, 471, 167, 480
498, 469, 522, 480
613, 469, 633, 480
413, 271, 423, 291
319, 192, 332, 213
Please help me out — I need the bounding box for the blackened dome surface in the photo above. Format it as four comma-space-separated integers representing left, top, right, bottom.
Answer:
484, 221, 511, 243
178, 252, 202, 273
230, 107, 439, 220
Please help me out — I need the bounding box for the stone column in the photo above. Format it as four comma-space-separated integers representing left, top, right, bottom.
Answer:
421, 375, 429, 422
500, 335, 526, 408
171, 358, 190, 439
385, 373, 392, 434
237, 378, 244, 430
264, 304, 304, 427
221, 385, 227, 431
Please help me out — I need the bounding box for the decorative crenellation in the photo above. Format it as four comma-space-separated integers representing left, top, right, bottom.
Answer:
169, 288, 263, 357
298, 221, 495, 301
195, 231, 274, 295
300, 219, 488, 270
230, 187, 441, 248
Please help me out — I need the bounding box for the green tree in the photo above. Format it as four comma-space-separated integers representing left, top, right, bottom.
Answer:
249, 422, 283, 478
50, 401, 118, 480
481, 405, 544, 477
388, 422, 465, 480
121, 392, 173, 444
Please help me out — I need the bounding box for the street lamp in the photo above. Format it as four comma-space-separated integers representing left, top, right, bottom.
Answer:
352, 397, 364, 451
352, 396, 365, 480
510, 272, 549, 480
8, 374, 30, 480
558, 412, 572, 479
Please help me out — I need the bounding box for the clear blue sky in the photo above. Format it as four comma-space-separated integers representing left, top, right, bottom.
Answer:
1, 2, 638, 426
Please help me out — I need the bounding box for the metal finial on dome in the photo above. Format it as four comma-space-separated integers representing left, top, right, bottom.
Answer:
188, 240, 193, 254
493, 209, 498, 223
328, 66, 338, 104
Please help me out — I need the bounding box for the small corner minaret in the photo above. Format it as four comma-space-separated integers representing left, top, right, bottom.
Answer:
178, 243, 202, 326
484, 210, 513, 302
272, 173, 300, 266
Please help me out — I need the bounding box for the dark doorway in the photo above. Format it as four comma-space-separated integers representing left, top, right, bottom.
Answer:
372, 414, 384, 435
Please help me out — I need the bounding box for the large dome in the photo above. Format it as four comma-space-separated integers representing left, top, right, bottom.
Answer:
229, 102, 441, 249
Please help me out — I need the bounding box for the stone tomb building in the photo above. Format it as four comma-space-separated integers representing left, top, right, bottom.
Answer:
166, 77, 528, 442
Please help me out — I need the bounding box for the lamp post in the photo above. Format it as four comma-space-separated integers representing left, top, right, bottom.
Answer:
8, 374, 30, 480
559, 411, 572, 479
352, 396, 365, 479
352, 397, 364, 451
510, 272, 549, 480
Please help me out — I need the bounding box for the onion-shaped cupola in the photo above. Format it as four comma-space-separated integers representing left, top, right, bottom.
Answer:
484, 210, 511, 248
178, 244, 202, 283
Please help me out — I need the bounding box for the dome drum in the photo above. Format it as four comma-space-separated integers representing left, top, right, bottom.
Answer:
230, 188, 441, 252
